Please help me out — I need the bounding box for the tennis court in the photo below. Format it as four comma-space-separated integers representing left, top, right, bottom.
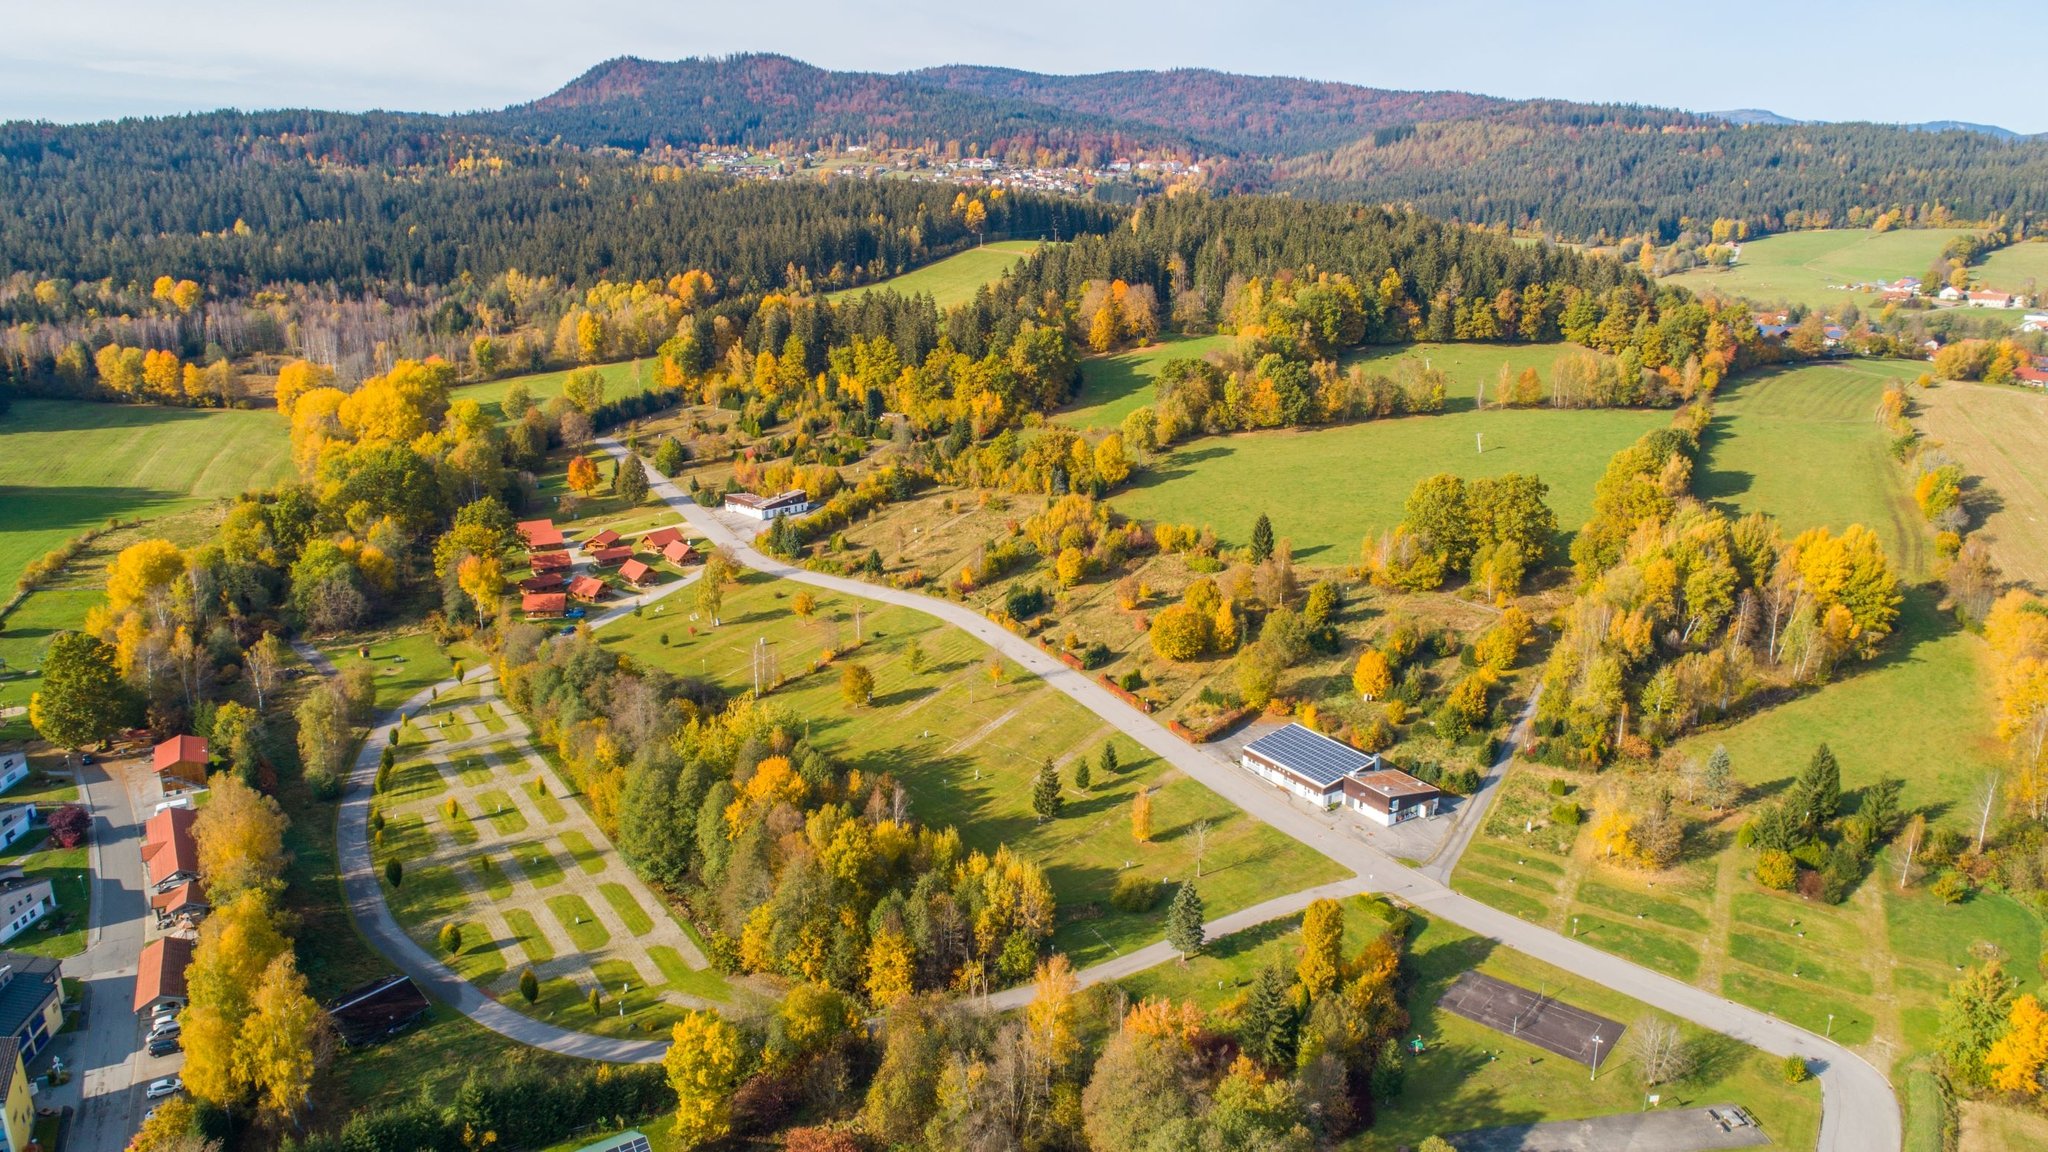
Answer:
1439, 971, 1624, 1066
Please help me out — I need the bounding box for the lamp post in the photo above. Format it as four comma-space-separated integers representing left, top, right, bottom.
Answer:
1826, 1013, 1834, 1039
1573, 916, 1580, 938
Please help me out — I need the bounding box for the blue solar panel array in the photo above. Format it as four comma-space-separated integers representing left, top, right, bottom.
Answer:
1243, 723, 1378, 788
576, 1133, 651, 1152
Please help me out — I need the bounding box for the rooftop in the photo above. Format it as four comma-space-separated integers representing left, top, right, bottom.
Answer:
153, 734, 208, 772
0, 954, 59, 1038
135, 937, 194, 1010
1345, 769, 1442, 799
1244, 723, 1381, 789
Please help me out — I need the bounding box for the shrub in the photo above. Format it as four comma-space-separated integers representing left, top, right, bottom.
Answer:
1755, 849, 1798, 891
1110, 872, 1161, 913
1005, 584, 1048, 620
1932, 870, 1971, 904
1780, 1055, 1809, 1084
1550, 802, 1581, 826
1441, 767, 1481, 795
305, 768, 343, 802
1547, 778, 1569, 797
47, 804, 90, 848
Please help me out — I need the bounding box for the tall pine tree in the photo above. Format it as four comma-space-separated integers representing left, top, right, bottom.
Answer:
1242, 965, 1299, 1068
1032, 759, 1063, 822
1167, 880, 1205, 961
1793, 743, 1842, 832
1250, 513, 1275, 564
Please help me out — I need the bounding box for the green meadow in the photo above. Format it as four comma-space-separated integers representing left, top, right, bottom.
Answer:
1061, 333, 1235, 431
1664, 227, 1978, 314
1109, 405, 1667, 560
1972, 239, 2048, 296
593, 570, 1347, 967
825, 239, 1040, 309
457, 360, 660, 422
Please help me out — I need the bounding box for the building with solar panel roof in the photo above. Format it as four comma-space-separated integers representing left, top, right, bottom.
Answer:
1240, 722, 1442, 825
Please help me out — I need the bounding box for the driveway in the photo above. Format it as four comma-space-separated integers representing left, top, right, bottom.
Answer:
595, 438, 1902, 1152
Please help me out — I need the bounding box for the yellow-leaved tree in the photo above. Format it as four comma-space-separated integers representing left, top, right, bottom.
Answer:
1297, 898, 1344, 1000
1987, 993, 2048, 1095
238, 952, 325, 1122
181, 891, 290, 1107
665, 1010, 748, 1149
193, 775, 289, 902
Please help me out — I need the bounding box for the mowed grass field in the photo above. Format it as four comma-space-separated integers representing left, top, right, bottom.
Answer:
1698, 360, 1929, 574
457, 360, 660, 422
1665, 227, 1978, 313
594, 570, 1348, 968
1110, 406, 1668, 559
1913, 380, 2048, 588
825, 240, 1040, 309
1971, 239, 2048, 296
1060, 333, 1235, 431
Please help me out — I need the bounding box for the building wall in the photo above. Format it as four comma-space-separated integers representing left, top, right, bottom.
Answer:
1240, 754, 1340, 807
0, 1054, 28, 1152
0, 758, 26, 797
0, 885, 53, 945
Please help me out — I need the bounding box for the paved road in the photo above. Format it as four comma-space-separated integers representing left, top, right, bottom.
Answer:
595, 438, 1901, 1152
58, 755, 175, 1152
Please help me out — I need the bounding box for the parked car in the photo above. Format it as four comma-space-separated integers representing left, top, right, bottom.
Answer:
564, 607, 587, 619
146, 1036, 180, 1057
148, 1019, 180, 1039
145, 1076, 182, 1099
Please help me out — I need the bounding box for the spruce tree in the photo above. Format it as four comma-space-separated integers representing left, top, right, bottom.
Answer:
1794, 743, 1841, 831
1167, 880, 1205, 961
1251, 513, 1275, 564
1032, 759, 1063, 822
1073, 757, 1092, 791
1099, 741, 1120, 777
1702, 745, 1733, 808
1242, 965, 1299, 1068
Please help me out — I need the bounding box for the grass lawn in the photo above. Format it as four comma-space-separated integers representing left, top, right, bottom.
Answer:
825, 240, 1040, 309
598, 882, 655, 936
322, 631, 480, 714
1912, 380, 2048, 588
474, 789, 529, 835
471, 853, 514, 901
456, 360, 660, 422
0, 844, 89, 959
1964, 239, 2048, 297
598, 570, 1347, 969
1060, 333, 1235, 432
559, 829, 607, 875
1665, 228, 1979, 315
1339, 341, 1603, 407
1698, 360, 1929, 573
546, 894, 611, 952
512, 839, 567, 889
1960, 1099, 2048, 1152
502, 907, 555, 966
1111, 405, 1668, 558
334, 1002, 587, 1110
527, 778, 569, 823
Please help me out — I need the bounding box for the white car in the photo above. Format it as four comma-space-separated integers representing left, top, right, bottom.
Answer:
145, 1077, 182, 1099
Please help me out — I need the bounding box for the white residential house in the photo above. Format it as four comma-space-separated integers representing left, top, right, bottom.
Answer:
723, 490, 812, 520
2019, 314, 2048, 334
1938, 285, 1965, 301
0, 809, 31, 854
0, 880, 54, 945
1239, 723, 1443, 827
0, 756, 25, 798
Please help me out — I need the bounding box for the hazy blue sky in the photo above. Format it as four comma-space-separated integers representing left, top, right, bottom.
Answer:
5, 0, 2042, 133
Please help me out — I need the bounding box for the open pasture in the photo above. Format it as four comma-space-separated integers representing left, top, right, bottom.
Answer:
457, 360, 660, 422
1971, 239, 2048, 297
1060, 333, 1235, 431
825, 239, 1040, 309
1109, 405, 1667, 559
1665, 227, 1979, 314
595, 570, 1347, 967
1912, 380, 2048, 588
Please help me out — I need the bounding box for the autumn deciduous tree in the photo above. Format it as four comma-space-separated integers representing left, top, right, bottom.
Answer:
665, 1010, 748, 1149
241, 952, 325, 1123
181, 891, 291, 1106
1132, 789, 1153, 843
839, 662, 874, 707
193, 775, 288, 902
1297, 898, 1343, 1000
457, 554, 503, 624
566, 454, 603, 495
30, 631, 131, 749
1987, 993, 2048, 1095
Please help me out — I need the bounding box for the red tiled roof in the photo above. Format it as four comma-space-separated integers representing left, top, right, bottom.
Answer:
521, 593, 567, 616
588, 529, 621, 548
519, 573, 566, 593
141, 808, 198, 880
530, 551, 572, 571
618, 560, 653, 584
661, 540, 696, 565
135, 937, 194, 1011
152, 735, 208, 774
567, 576, 607, 601
516, 519, 566, 549
590, 546, 633, 566
640, 527, 685, 550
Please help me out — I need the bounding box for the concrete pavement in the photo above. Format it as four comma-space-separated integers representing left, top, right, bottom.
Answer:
595, 438, 1901, 1152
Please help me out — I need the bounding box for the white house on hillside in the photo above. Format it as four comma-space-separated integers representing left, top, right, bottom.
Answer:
0, 756, 25, 798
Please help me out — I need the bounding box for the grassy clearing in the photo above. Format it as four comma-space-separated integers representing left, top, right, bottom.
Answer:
1967, 239, 2048, 297
1960, 1099, 2048, 1152
1112, 405, 1667, 558
825, 240, 1039, 309
456, 360, 659, 423
559, 829, 607, 875
546, 894, 611, 952
437, 799, 479, 847
598, 571, 1347, 968
470, 853, 513, 901
527, 778, 569, 824
475, 789, 529, 835
1698, 360, 1929, 572
322, 631, 475, 714
1665, 228, 1978, 314
598, 882, 655, 936
382, 757, 449, 808
502, 907, 555, 966
1060, 333, 1235, 431
512, 840, 567, 889
1912, 380, 2048, 588
335, 1003, 586, 1111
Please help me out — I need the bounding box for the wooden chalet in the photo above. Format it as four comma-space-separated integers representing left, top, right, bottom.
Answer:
567, 576, 608, 603
618, 559, 654, 587
519, 572, 567, 593
152, 734, 209, 789
522, 592, 568, 619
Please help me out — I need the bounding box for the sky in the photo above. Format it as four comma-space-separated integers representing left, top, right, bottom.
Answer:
4, 0, 2043, 134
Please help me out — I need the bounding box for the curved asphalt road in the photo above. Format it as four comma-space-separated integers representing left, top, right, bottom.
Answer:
592, 438, 1901, 1152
